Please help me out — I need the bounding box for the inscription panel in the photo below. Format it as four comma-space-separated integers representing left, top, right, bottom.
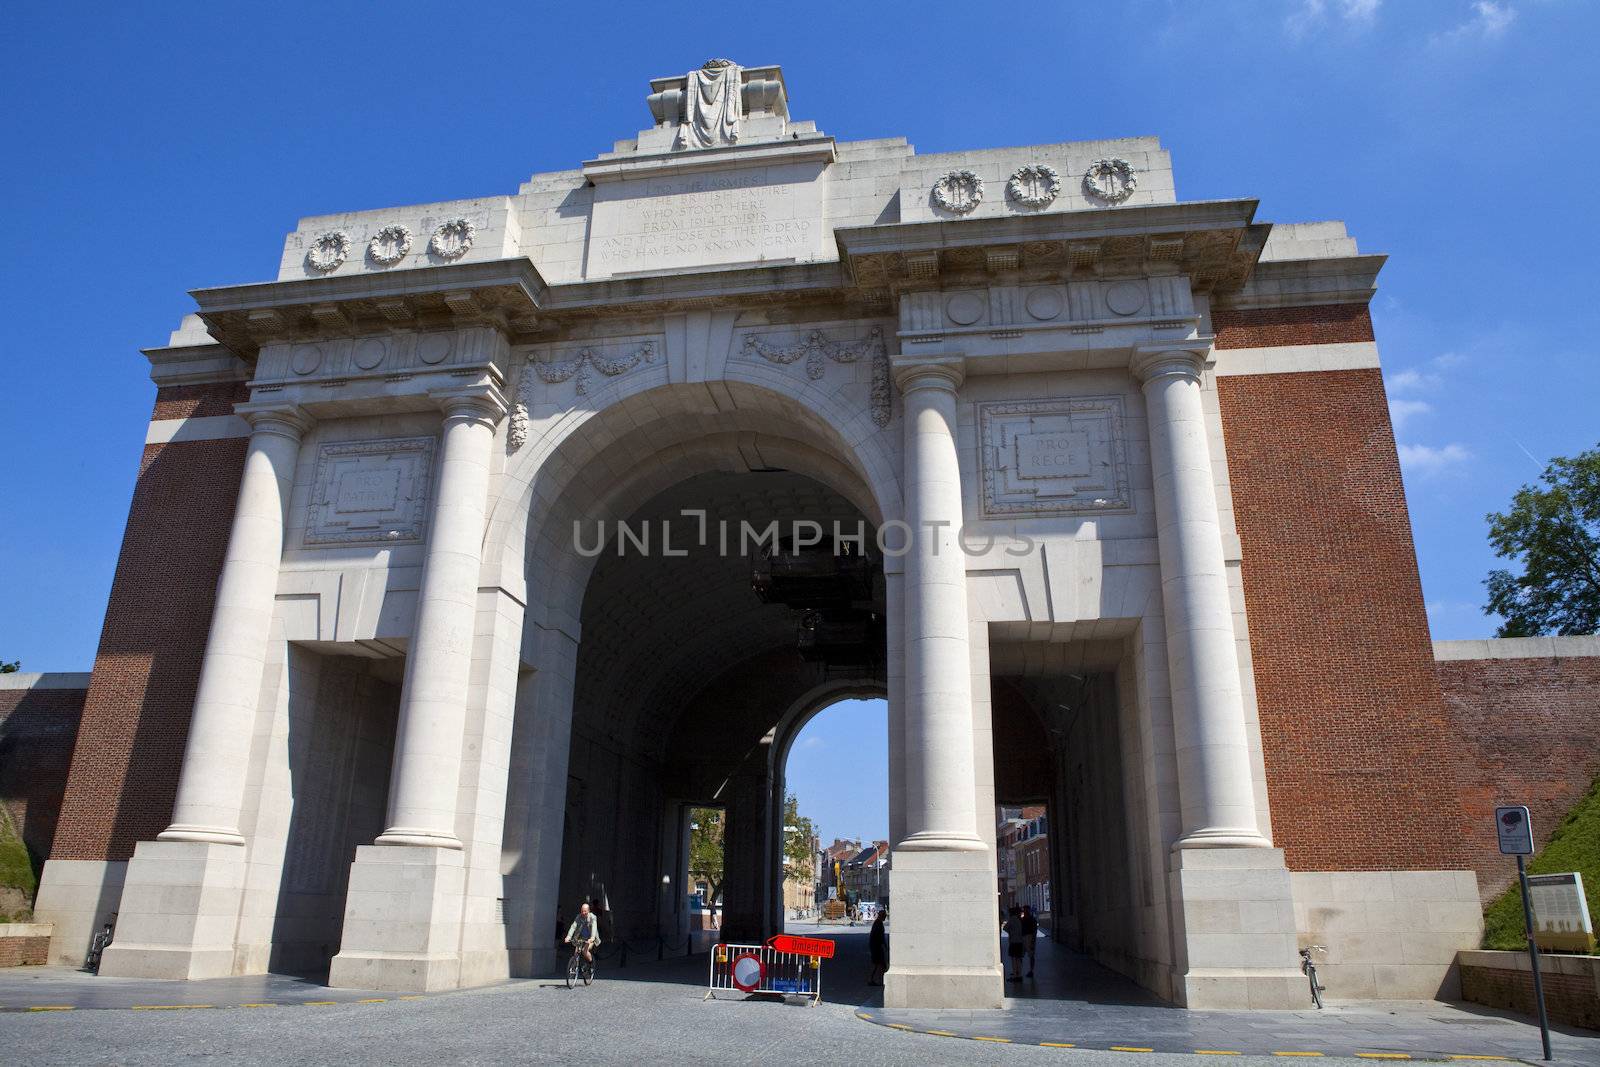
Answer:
979, 397, 1130, 516
306, 436, 436, 545
587, 161, 829, 277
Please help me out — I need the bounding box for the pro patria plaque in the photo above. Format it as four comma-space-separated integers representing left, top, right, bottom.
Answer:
979, 397, 1130, 516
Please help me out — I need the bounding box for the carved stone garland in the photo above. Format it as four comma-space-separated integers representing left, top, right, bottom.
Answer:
931, 170, 983, 215
306, 230, 351, 272
429, 217, 476, 260
742, 327, 891, 427
1082, 159, 1137, 204
508, 340, 658, 451
368, 224, 412, 265
1007, 164, 1060, 208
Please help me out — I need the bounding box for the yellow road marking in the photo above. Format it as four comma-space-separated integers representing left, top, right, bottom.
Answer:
240, 1003, 276, 1008
302, 1000, 338, 1006
1355, 1056, 1411, 1061
1041, 1042, 1077, 1048
1111, 1048, 1154, 1053
28, 1006, 74, 1012
886, 1023, 912, 1030
132, 1004, 213, 1011
357, 998, 387, 1004
857, 1012, 873, 1019
926, 1029, 957, 1037
398, 995, 424, 1001
973, 1036, 1011, 1043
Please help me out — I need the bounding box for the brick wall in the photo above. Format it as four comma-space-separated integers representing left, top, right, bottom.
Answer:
51, 382, 248, 862
1215, 306, 1470, 872
1437, 649, 1600, 898
0, 684, 85, 868
0, 934, 50, 968
1461, 953, 1600, 1031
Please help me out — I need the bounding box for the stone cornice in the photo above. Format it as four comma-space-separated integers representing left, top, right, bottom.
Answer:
1218, 253, 1388, 311
836, 199, 1271, 294
582, 134, 836, 182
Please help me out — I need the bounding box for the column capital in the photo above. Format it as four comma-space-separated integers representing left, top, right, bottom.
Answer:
1130, 336, 1215, 386
891, 354, 965, 394
431, 385, 507, 427
235, 402, 313, 441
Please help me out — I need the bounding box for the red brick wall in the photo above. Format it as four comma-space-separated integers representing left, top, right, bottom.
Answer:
1438, 653, 1600, 898
0, 935, 51, 967
1462, 961, 1600, 1031
150, 381, 250, 422
1217, 358, 1470, 871
0, 686, 85, 866
1212, 304, 1374, 349
51, 434, 247, 862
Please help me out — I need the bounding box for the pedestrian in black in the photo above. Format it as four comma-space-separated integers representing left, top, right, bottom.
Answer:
867, 908, 889, 986
1003, 906, 1025, 982
1020, 904, 1038, 978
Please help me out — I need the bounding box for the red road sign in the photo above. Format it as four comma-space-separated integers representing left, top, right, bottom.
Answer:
767, 934, 836, 959
730, 952, 765, 991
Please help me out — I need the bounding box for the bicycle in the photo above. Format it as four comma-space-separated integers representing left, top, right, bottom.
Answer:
1299, 945, 1326, 1009
83, 914, 117, 973
565, 941, 596, 989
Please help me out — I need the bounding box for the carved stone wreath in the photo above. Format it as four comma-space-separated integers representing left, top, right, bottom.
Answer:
742, 326, 891, 427
931, 170, 984, 215
1007, 164, 1060, 209
429, 217, 476, 260
368, 224, 412, 266
306, 230, 351, 272
1082, 159, 1137, 204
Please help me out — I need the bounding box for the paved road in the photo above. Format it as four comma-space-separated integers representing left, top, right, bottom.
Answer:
0, 922, 1593, 1065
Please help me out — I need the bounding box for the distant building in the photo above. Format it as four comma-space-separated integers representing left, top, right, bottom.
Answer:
998, 806, 1049, 917
840, 840, 890, 905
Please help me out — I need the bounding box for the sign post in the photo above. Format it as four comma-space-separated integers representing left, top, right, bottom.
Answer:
1496, 805, 1551, 1062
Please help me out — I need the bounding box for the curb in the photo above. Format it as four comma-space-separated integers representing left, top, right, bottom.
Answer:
854, 1010, 1525, 1062
3, 995, 427, 1014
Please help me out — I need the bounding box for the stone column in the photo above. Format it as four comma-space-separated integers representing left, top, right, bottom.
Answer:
1134, 341, 1303, 1009
330, 387, 504, 991
1131, 342, 1268, 849
99, 404, 310, 980
885, 355, 1003, 1010
377, 390, 505, 848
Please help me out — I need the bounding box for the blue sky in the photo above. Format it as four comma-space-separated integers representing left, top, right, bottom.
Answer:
2, 1, 1595, 679
786, 699, 889, 852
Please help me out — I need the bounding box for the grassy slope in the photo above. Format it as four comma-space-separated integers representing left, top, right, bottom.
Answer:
1482, 774, 1600, 950
0, 804, 38, 921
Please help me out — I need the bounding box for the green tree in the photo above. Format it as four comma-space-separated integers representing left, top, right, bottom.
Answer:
1484, 445, 1600, 637
782, 793, 816, 884
0, 660, 18, 674
688, 807, 724, 915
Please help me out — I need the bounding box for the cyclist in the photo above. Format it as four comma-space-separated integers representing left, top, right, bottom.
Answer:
564, 901, 601, 968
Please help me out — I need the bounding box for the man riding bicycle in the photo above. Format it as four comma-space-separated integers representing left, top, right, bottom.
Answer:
564, 901, 601, 966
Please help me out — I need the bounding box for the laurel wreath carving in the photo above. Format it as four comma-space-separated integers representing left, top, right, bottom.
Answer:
306, 230, 351, 272
429, 217, 476, 260
931, 170, 983, 215
1082, 159, 1137, 204
368, 225, 412, 266
1007, 164, 1060, 209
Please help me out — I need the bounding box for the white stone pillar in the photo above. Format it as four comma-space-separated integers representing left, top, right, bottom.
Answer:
376, 390, 505, 849
160, 405, 310, 844
99, 403, 309, 981
1132, 342, 1268, 849
885, 355, 1002, 1010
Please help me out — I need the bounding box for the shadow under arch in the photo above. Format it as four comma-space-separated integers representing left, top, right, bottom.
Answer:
493, 377, 901, 976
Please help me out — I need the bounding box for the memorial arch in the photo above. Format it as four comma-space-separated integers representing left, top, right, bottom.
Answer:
36, 60, 1488, 1010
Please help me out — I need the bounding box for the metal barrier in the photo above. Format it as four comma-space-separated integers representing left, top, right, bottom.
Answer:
704, 941, 824, 1004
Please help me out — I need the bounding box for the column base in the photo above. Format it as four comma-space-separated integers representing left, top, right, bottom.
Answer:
883, 848, 1003, 1009
32, 859, 127, 967
328, 845, 465, 992
96, 840, 246, 981
1169, 847, 1305, 1009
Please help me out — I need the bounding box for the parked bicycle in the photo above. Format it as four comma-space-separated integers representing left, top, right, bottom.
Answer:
1299, 945, 1326, 1009
566, 941, 595, 989
83, 913, 117, 973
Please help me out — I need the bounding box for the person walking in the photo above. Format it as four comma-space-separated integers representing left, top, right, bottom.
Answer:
867, 908, 889, 987
1020, 904, 1038, 978
1003, 906, 1025, 983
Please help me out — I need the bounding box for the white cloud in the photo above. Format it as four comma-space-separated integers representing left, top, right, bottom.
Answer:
1399, 442, 1473, 471
1432, 1, 1517, 45
1388, 397, 1432, 430
1285, 0, 1383, 37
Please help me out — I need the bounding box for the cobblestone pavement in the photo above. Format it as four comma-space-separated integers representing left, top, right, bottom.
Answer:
0, 923, 1592, 1065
